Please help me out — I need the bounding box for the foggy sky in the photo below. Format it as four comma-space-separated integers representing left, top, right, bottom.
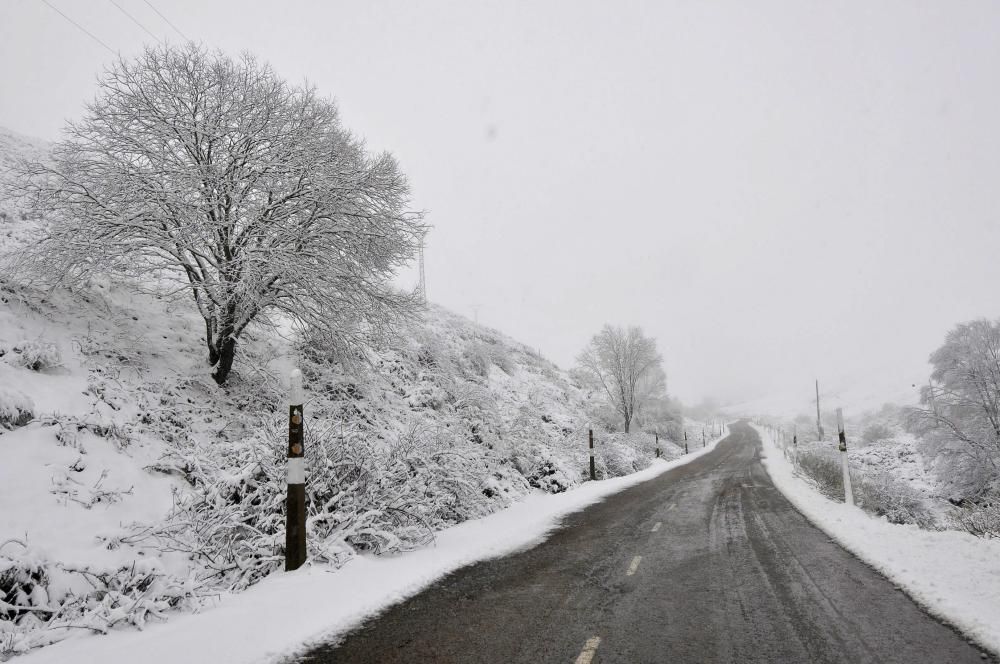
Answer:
3, 0, 1000, 406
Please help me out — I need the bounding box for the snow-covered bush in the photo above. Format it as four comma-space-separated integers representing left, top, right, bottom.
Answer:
0, 541, 203, 657
794, 449, 940, 529
130, 420, 515, 591
953, 502, 1000, 538
862, 422, 893, 445
793, 450, 844, 499
855, 472, 938, 529
594, 433, 655, 479
465, 342, 491, 378
0, 387, 33, 429
515, 446, 577, 493
12, 339, 62, 371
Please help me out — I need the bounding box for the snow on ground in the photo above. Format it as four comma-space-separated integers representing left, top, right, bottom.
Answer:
754, 423, 1000, 655
16, 431, 727, 664
849, 431, 938, 495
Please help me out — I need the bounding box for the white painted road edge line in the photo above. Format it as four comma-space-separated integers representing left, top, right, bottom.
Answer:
651, 522, 661, 532
627, 555, 642, 576
575, 636, 601, 664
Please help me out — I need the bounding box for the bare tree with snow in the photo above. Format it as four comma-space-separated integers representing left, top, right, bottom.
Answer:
576, 325, 664, 433
10, 43, 423, 384
912, 320, 1000, 486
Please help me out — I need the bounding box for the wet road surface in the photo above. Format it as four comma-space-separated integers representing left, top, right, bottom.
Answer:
297, 422, 990, 663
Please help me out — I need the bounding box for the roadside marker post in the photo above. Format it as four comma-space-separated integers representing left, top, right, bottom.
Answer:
285, 369, 306, 571
655, 432, 660, 458
836, 408, 853, 506
815, 379, 825, 440
589, 429, 596, 480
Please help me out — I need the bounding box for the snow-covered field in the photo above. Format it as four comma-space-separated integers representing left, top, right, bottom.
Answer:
14, 432, 726, 664
755, 424, 1000, 655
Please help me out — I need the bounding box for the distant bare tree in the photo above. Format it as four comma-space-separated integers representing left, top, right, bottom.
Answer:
911, 319, 1000, 492
9, 43, 423, 384
576, 325, 664, 433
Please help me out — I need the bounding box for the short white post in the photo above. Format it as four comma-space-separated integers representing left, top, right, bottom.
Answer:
836, 408, 853, 506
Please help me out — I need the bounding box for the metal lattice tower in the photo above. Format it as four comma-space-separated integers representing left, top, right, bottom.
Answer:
417, 232, 427, 306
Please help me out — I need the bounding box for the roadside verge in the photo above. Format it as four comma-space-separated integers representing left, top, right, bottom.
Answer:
18, 428, 729, 664
754, 423, 1000, 657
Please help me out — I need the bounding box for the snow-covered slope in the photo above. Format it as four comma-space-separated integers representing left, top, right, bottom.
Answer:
0, 126, 692, 657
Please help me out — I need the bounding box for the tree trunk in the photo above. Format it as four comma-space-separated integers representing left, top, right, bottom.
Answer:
211, 336, 237, 385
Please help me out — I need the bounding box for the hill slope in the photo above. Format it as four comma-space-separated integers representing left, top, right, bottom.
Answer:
0, 127, 688, 656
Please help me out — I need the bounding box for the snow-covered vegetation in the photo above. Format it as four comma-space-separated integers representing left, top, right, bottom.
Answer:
0, 122, 701, 656
756, 333, 1000, 539
0, 273, 696, 655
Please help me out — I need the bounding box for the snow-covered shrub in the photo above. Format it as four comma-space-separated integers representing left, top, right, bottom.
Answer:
464, 342, 491, 378
862, 423, 893, 445
594, 433, 654, 479
12, 339, 62, 371
488, 343, 514, 375
510, 444, 577, 493
131, 421, 512, 591
953, 502, 1000, 538
0, 541, 203, 657
0, 387, 33, 429
793, 450, 844, 499
855, 472, 938, 529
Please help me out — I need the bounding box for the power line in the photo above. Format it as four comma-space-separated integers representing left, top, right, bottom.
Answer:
110, 0, 161, 44
143, 0, 189, 41
40, 0, 116, 55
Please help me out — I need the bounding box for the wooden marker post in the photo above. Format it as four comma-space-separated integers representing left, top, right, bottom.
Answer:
589, 429, 596, 480
836, 408, 853, 506
702, 427, 706, 448
815, 379, 824, 440
655, 432, 660, 458
684, 430, 688, 454
285, 369, 306, 571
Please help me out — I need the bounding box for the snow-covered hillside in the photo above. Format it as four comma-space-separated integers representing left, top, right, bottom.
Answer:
0, 128, 694, 657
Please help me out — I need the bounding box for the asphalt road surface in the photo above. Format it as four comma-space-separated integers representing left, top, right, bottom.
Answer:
297, 422, 991, 664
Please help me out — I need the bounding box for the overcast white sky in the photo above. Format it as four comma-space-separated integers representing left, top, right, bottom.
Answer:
3, 0, 1000, 406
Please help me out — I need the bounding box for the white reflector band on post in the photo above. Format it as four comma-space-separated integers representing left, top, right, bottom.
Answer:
290, 368, 304, 406
287, 457, 305, 484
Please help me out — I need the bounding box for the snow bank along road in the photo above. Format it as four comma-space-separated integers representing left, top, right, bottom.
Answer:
296, 422, 991, 664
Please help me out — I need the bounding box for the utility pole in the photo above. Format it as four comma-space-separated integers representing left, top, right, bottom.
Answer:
285, 369, 306, 571
815, 379, 824, 440
836, 408, 853, 506
589, 429, 596, 480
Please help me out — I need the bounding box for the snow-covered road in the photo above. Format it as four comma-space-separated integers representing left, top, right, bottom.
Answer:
296, 422, 990, 663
